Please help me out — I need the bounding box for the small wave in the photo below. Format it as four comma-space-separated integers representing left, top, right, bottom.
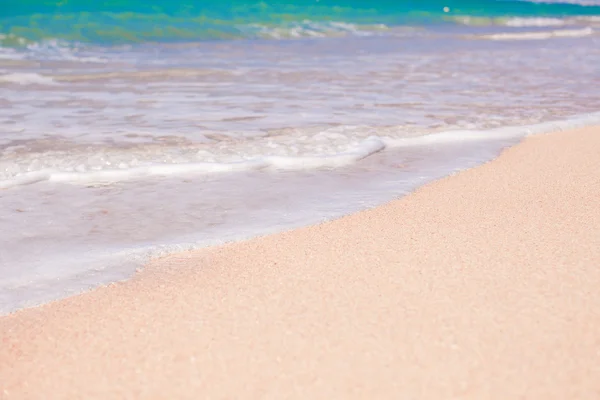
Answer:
0, 137, 386, 190
385, 112, 600, 147
450, 14, 600, 28
240, 20, 390, 40
521, 0, 600, 5
470, 27, 594, 40
3, 113, 600, 190
503, 16, 600, 28
25, 40, 108, 63
0, 72, 57, 85
503, 17, 567, 27
453, 16, 568, 27
0, 12, 394, 48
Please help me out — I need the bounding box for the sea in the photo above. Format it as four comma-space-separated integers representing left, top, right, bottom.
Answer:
1, 0, 600, 314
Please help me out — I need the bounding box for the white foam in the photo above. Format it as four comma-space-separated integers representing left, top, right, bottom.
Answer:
240, 20, 390, 40
503, 17, 567, 27
3, 113, 600, 191
456, 16, 570, 27
386, 112, 600, 146
0, 72, 57, 85
25, 39, 108, 63
475, 27, 594, 40
263, 136, 385, 169
0, 137, 385, 189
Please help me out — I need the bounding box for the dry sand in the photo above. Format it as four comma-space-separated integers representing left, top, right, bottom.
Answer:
1, 127, 600, 399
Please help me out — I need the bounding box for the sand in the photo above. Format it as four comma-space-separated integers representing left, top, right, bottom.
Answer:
1, 127, 600, 399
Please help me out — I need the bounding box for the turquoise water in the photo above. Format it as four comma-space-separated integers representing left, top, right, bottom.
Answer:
2, 0, 600, 44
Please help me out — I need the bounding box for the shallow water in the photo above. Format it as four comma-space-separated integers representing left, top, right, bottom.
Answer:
1, 0, 600, 313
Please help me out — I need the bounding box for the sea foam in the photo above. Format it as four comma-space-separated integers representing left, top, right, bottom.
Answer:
474, 27, 594, 40
3, 114, 600, 191
2, 114, 599, 315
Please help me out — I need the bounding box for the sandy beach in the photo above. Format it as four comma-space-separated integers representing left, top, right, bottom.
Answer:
1, 126, 600, 399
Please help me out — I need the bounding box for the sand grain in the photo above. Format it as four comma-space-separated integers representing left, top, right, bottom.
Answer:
1, 127, 600, 399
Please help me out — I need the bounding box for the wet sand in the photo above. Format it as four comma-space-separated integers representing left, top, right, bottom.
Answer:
1, 127, 600, 399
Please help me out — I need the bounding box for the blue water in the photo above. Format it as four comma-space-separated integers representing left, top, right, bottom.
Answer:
1, 0, 599, 313
2, 0, 600, 44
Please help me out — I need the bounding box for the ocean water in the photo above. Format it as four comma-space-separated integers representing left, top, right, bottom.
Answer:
1, 0, 600, 313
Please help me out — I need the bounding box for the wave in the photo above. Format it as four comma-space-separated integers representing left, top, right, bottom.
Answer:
3, 113, 600, 190
503, 17, 567, 26
454, 16, 567, 26
239, 20, 392, 40
451, 14, 600, 28
522, 0, 600, 5
0, 18, 398, 48
470, 26, 594, 40
2, 0, 600, 46
0, 137, 386, 189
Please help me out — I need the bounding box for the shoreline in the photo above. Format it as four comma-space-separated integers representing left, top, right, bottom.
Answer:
2, 126, 600, 398
4, 114, 600, 315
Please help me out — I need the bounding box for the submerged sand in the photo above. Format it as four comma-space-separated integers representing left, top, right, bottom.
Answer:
1, 127, 600, 399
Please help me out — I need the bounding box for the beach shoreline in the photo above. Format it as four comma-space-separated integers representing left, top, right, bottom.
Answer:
2, 126, 600, 399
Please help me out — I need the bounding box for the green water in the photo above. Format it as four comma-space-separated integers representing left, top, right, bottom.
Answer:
1, 0, 600, 45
